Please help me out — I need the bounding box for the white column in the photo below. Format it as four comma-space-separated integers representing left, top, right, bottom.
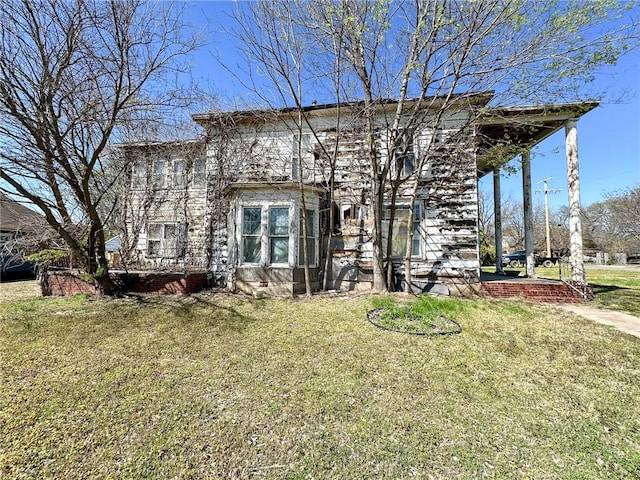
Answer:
522, 151, 536, 278
566, 119, 585, 283
493, 169, 504, 274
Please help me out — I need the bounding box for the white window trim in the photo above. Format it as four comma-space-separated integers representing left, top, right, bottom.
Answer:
268, 206, 290, 265
292, 132, 314, 181
131, 160, 147, 190
237, 199, 319, 268
240, 206, 263, 265
152, 158, 168, 189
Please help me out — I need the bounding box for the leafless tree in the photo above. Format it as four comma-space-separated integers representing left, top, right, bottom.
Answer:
0, 0, 202, 293
583, 186, 640, 254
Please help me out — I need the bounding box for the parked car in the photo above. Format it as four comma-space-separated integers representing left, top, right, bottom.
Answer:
502, 250, 526, 268
0, 253, 36, 279
502, 250, 558, 268
627, 254, 640, 264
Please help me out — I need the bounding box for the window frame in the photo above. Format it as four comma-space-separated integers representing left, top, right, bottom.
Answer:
297, 208, 317, 267
131, 160, 147, 190
192, 157, 206, 189
268, 206, 290, 265
292, 132, 313, 181
382, 202, 423, 259
146, 222, 184, 259
172, 159, 186, 188
152, 158, 167, 189
393, 129, 416, 178
241, 207, 263, 264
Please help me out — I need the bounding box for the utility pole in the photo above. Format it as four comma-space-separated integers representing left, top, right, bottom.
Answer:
536, 178, 561, 258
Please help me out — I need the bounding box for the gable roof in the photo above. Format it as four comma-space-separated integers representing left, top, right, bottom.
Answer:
0, 193, 47, 233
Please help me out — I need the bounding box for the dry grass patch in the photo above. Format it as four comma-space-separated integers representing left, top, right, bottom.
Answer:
1, 293, 639, 479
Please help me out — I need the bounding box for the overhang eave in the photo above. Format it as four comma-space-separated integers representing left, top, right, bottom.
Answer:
475, 101, 599, 178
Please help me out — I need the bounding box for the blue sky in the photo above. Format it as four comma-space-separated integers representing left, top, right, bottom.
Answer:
184, 1, 639, 210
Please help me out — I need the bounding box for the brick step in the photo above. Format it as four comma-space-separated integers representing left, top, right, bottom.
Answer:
481, 281, 592, 303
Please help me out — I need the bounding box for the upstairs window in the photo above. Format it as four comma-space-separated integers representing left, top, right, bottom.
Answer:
382, 203, 422, 258
152, 159, 167, 189
394, 130, 415, 178
131, 161, 147, 189
172, 159, 185, 188
192, 158, 206, 188
292, 133, 313, 180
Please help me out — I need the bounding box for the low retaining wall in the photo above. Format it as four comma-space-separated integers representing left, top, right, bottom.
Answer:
481, 280, 593, 303
43, 271, 207, 296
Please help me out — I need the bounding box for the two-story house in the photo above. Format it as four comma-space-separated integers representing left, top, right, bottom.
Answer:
118, 92, 596, 295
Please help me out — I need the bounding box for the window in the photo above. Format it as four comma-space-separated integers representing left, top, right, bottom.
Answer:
152, 159, 167, 188
394, 130, 415, 177
292, 133, 313, 180
238, 201, 317, 267
147, 223, 184, 258
269, 207, 289, 264
131, 161, 146, 189
382, 203, 422, 257
192, 158, 206, 188
242, 207, 262, 263
172, 159, 185, 188
298, 209, 316, 266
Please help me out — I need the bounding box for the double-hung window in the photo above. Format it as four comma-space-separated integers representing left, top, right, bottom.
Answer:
152, 159, 167, 189
172, 159, 185, 188
269, 207, 289, 264
394, 130, 415, 178
298, 209, 316, 266
192, 158, 206, 188
382, 203, 422, 258
242, 207, 262, 263
147, 223, 184, 258
131, 161, 147, 189
292, 133, 313, 180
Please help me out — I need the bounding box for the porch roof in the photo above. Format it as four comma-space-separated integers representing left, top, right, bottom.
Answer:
475, 101, 599, 177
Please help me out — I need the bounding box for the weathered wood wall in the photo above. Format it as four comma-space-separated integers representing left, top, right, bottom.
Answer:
123, 106, 481, 293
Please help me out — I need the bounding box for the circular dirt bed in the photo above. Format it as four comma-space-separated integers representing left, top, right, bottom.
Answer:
366, 308, 462, 336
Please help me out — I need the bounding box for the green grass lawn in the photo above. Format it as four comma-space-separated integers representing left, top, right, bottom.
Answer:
584, 268, 640, 317
2, 292, 639, 479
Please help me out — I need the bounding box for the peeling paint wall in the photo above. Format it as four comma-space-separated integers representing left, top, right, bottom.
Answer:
123, 107, 481, 291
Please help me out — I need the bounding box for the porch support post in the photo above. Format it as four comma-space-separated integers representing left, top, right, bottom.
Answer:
565, 119, 585, 283
493, 169, 504, 274
522, 151, 536, 278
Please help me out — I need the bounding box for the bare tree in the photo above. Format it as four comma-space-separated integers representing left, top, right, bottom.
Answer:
583, 186, 640, 254
0, 0, 201, 293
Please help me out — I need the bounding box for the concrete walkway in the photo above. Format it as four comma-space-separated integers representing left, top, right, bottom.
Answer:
558, 304, 640, 338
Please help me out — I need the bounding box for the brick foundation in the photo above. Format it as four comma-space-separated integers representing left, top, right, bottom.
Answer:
43, 271, 207, 296
481, 280, 593, 303
128, 272, 207, 295
43, 271, 100, 296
